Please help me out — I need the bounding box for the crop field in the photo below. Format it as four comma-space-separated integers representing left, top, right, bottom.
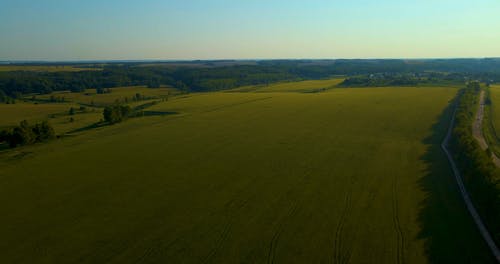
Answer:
0, 65, 101, 72
230, 78, 344, 93
0, 85, 494, 263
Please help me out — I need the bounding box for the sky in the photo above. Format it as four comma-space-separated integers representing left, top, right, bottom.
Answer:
1, 0, 499, 60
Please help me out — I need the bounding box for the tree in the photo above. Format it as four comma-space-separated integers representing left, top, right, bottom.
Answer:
175, 81, 189, 93
69, 107, 76, 115
32, 121, 55, 142
97, 87, 111, 94
0, 129, 8, 142
2, 120, 55, 148
0, 89, 7, 103
103, 104, 131, 124
147, 78, 161, 88
9, 120, 35, 147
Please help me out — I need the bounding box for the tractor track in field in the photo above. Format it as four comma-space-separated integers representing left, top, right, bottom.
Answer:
201, 175, 260, 264
202, 196, 252, 264
201, 213, 234, 263
267, 202, 300, 264
134, 176, 258, 264
442, 96, 500, 263
266, 171, 312, 264
332, 190, 353, 264
391, 173, 405, 264
204, 97, 273, 114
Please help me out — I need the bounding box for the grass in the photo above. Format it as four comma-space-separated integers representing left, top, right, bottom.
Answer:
0, 102, 81, 129
50, 112, 104, 135
0, 85, 494, 263
0, 86, 175, 135
482, 85, 500, 157
0, 65, 101, 72
483, 85, 500, 178
482, 86, 500, 157
34, 86, 174, 106
229, 78, 344, 93
490, 86, 500, 130
0, 101, 105, 135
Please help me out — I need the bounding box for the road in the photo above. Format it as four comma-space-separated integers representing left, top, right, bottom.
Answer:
442, 97, 500, 263
473, 90, 500, 167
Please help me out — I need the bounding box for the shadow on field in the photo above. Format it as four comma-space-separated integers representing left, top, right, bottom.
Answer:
0, 142, 9, 151
417, 95, 495, 263
65, 111, 178, 135
133, 110, 178, 117
66, 122, 107, 134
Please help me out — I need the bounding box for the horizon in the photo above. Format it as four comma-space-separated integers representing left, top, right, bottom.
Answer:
2, 57, 500, 64
2, 0, 500, 60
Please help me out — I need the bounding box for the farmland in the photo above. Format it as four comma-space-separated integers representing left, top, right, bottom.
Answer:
229, 78, 344, 93
0, 86, 173, 135
0, 83, 494, 263
0, 102, 81, 129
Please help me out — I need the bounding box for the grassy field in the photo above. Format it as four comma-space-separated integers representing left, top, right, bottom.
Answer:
230, 78, 344, 93
483, 85, 500, 157
0, 86, 174, 135
0, 65, 101, 72
0, 101, 107, 135
488, 85, 500, 138
0, 102, 81, 128
34, 86, 174, 106
0, 85, 494, 263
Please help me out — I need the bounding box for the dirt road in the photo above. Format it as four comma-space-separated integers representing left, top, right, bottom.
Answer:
442, 99, 500, 263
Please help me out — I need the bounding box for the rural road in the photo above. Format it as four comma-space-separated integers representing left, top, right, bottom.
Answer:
473, 90, 500, 167
442, 98, 500, 263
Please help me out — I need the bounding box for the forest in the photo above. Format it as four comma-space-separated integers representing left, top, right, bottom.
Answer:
2, 59, 500, 100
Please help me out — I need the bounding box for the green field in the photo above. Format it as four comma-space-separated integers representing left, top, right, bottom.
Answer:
489, 85, 500, 138
230, 78, 344, 93
0, 102, 81, 128
0, 86, 175, 135
0, 85, 494, 263
34, 86, 174, 106
0, 101, 107, 135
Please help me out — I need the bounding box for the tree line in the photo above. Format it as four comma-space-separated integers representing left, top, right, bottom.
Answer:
339, 72, 472, 87
0, 120, 55, 148
450, 82, 500, 244
3, 59, 500, 100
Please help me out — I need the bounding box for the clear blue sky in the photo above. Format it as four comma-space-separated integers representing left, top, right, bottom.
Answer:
1, 0, 499, 60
